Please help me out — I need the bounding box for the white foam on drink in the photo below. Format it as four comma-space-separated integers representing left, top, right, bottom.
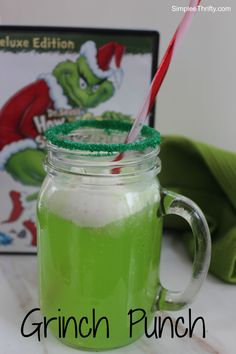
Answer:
47, 182, 159, 228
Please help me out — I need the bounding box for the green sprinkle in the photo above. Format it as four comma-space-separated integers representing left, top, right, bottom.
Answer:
45, 120, 161, 154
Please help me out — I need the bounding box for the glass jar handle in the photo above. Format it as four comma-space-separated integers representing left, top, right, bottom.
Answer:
156, 189, 211, 311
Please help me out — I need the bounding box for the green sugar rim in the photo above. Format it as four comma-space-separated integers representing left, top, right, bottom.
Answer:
45, 119, 161, 153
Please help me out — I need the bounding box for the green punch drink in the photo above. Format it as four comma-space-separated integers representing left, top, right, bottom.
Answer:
37, 185, 162, 349
37, 120, 211, 351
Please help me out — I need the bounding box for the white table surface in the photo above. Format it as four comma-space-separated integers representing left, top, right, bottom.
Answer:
0, 233, 235, 354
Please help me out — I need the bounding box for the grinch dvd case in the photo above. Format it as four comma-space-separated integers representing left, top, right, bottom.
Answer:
0, 26, 159, 253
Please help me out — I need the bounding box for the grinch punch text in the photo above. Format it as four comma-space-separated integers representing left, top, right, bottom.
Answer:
21, 308, 206, 341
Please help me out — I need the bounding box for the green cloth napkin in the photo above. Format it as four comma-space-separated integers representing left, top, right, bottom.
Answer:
159, 136, 236, 284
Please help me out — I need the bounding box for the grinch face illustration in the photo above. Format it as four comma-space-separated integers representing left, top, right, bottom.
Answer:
53, 57, 115, 108
0, 40, 126, 186
0, 40, 126, 248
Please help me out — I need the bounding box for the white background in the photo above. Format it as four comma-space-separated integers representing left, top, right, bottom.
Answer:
0, 0, 235, 151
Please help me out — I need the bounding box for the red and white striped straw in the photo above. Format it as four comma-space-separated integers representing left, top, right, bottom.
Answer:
112, 0, 201, 173
126, 0, 202, 144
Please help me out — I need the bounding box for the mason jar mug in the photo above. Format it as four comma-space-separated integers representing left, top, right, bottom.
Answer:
37, 120, 211, 351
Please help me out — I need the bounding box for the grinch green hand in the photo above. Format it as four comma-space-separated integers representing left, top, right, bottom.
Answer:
5, 148, 46, 186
